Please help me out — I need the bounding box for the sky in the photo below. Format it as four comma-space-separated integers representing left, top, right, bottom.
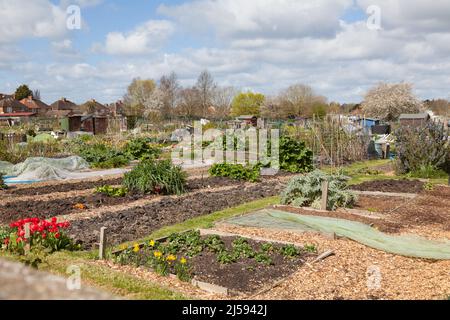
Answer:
1, 0, 450, 104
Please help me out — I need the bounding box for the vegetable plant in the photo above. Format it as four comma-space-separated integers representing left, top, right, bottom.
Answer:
281, 170, 357, 210
124, 159, 187, 195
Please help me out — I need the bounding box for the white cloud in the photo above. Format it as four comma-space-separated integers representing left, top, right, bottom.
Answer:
0, 0, 68, 44
158, 0, 353, 39
95, 20, 175, 56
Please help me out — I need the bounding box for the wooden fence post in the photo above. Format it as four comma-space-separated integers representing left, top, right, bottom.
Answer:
24, 223, 31, 255
321, 181, 329, 211
99, 227, 107, 260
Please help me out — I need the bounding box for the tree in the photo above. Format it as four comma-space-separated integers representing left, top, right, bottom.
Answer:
176, 87, 202, 119
14, 84, 32, 101
211, 86, 236, 119
33, 90, 41, 101
361, 83, 424, 121
278, 84, 327, 118
425, 99, 449, 117
196, 70, 216, 118
123, 78, 160, 118
230, 92, 265, 117
159, 72, 180, 120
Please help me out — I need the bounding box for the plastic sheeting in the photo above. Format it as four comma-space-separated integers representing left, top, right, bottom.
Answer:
227, 209, 450, 260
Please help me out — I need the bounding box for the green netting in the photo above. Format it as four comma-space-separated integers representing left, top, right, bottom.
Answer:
227, 209, 450, 260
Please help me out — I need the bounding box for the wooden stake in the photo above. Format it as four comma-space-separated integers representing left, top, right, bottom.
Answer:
24, 223, 31, 255
99, 227, 107, 260
321, 181, 329, 211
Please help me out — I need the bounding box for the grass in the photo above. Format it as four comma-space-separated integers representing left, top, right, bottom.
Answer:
0, 196, 280, 300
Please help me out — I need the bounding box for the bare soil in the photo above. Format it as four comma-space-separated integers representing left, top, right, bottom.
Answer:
69, 180, 285, 249
0, 177, 242, 225
350, 179, 425, 193
191, 236, 314, 294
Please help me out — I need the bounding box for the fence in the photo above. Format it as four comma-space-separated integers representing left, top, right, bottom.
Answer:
0, 132, 26, 144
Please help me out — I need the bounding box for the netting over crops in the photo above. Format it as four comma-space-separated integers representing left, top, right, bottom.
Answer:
227, 209, 450, 260
1, 156, 130, 184
0, 156, 89, 182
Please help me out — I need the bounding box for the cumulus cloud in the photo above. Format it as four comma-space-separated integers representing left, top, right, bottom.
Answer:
158, 0, 353, 39
94, 20, 175, 55
0, 0, 68, 44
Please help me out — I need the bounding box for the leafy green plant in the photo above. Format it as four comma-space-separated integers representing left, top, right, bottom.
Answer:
281, 170, 357, 210
77, 143, 129, 169
254, 253, 273, 265
303, 244, 318, 253
280, 244, 300, 257
209, 163, 261, 182
95, 185, 128, 197
232, 237, 256, 258
123, 138, 162, 161
406, 165, 448, 179
203, 235, 226, 253
278, 136, 314, 173
217, 250, 239, 264
124, 160, 187, 195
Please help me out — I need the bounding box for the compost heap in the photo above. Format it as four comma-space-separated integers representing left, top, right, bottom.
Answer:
0, 156, 90, 182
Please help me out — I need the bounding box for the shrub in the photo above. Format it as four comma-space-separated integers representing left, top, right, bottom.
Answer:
123, 138, 162, 161
278, 136, 314, 173
394, 122, 450, 175
281, 170, 357, 210
123, 160, 187, 195
209, 163, 261, 182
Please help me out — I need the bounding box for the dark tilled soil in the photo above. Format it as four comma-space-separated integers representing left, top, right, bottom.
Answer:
0, 176, 242, 225
350, 179, 425, 193
190, 236, 313, 294
69, 181, 285, 249
3, 178, 124, 197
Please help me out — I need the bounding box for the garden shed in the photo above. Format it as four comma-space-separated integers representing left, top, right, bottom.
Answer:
399, 113, 430, 127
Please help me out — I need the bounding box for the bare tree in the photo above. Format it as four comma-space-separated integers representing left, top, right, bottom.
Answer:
425, 99, 449, 117
361, 83, 424, 121
159, 72, 180, 120
176, 87, 201, 119
196, 70, 216, 118
278, 84, 327, 118
211, 86, 236, 119
33, 90, 41, 101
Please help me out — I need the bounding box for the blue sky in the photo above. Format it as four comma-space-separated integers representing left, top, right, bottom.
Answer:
1, 0, 450, 104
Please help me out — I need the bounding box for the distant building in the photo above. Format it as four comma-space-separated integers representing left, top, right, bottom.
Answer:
399, 113, 430, 127
20, 96, 51, 116
236, 115, 258, 127
0, 95, 28, 114
50, 98, 77, 112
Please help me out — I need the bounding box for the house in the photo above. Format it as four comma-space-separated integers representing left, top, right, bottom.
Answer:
20, 96, 51, 116
399, 113, 430, 127
0, 95, 29, 114
78, 99, 110, 116
50, 98, 78, 112
106, 100, 126, 117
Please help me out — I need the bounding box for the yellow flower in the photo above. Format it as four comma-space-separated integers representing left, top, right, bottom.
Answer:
180, 257, 187, 265
133, 244, 140, 253
154, 251, 162, 258
166, 254, 177, 262
149, 240, 155, 247
120, 244, 127, 251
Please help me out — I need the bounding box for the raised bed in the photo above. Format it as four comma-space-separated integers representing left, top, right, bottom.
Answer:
112, 230, 317, 295
69, 180, 285, 249
350, 179, 425, 194
0, 176, 244, 225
